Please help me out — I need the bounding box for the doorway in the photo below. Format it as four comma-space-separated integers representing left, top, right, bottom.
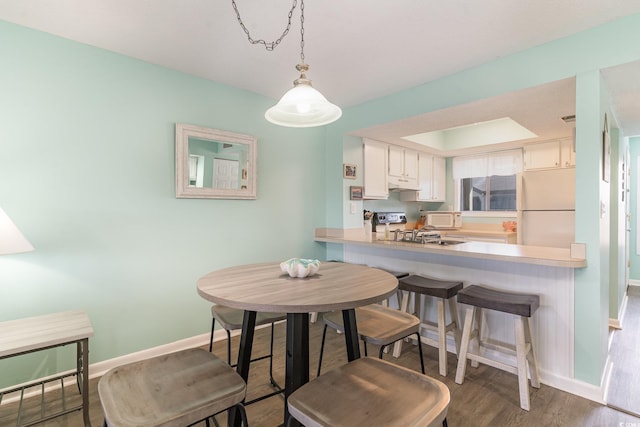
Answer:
213, 158, 240, 189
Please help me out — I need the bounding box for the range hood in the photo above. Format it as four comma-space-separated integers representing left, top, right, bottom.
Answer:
388, 181, 419, 191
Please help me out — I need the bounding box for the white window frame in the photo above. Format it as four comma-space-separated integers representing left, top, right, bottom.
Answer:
453, 179, 518, 218
452, 149, 522, 218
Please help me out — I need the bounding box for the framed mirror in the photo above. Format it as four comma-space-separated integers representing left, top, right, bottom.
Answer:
175, 123, 257, 199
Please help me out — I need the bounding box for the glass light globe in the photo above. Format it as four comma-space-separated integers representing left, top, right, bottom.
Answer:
265, 64, 342, 128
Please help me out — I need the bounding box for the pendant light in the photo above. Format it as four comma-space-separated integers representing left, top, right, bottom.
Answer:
232, 0, 341, 128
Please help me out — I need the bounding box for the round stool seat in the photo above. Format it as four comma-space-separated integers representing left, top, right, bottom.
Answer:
318, 304, 425, 375
289, 357, 449, 427
399, 275, 463, 299
211, 305, 286, 330
457, 285, 539, 317
323, 304, 420, 347
98, 349, 247, 427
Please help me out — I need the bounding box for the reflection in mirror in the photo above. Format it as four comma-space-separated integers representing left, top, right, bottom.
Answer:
176, 124, 257, 199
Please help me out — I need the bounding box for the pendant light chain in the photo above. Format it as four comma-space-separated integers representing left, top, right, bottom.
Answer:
237, 0, 342, 127
299, 0, 305, 64
231, 0, 298, 51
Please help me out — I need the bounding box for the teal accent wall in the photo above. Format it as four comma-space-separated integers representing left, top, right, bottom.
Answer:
0, 20, 327, 386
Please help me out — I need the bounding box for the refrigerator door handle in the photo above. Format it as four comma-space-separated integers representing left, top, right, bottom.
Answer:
516, 173, 524, 211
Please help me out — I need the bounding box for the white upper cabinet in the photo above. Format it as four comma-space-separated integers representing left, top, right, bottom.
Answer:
560, 138, 576, 167
388, 146, 419, 189
523, 141, 560, 170
363, 139, 389, 199
431, 155, 446, 201
400, 153, 446, 202
523, 138, 575, 170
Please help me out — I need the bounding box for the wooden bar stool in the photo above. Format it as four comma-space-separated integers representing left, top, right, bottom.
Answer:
98, 348, 248, 426
289, 357, 449, 427
317, 303, 425, 375
378, 269, 410, 308
454, 285, 541, 411
396, 274, 463, 376
310, 263, 408, 321
209, 305, 286, 404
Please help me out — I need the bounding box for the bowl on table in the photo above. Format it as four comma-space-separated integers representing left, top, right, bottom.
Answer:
280, 258, 321, 278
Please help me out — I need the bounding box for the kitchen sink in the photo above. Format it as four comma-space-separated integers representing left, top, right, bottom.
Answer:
399, 237, 465, 246
393, 230, 466, 246
427, 239, 466, 246
392, 230, 464, 246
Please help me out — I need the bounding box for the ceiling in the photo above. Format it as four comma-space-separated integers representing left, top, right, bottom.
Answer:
1, 1, 639, 151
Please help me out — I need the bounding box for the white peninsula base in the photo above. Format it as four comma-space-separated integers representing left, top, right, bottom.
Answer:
336, 242, 602, 403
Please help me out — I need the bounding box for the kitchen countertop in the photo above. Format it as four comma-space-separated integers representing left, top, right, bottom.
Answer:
314, 229, 586, 268
440, 228, 516, 238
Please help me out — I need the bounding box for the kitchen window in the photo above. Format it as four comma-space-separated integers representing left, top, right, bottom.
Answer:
452, 149, 522, 215
460, 175, 517, 211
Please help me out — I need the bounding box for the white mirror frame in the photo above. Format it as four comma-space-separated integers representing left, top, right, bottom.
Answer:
175, 123, 257, 199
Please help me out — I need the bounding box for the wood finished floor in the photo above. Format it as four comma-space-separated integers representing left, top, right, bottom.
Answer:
2, 315, 640, 427
607, 287, 640, 417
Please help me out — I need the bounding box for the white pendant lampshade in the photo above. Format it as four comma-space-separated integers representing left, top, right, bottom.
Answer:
232, 0, 340, 127
0, 207, 34, 255
265, 64, 342, 128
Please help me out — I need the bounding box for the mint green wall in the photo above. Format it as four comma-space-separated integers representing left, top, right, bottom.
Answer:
630, 137, 640, 279
0, 20, 327, 386
573, 71, 608, 384
2, 11, 640, 390
324, 13, 640, 386
609, 127, 627, 322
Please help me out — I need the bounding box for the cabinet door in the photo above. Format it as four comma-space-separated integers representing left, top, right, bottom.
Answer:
404, 149, 419, 181
523, 141, 560, 170
363, 139, 389, 199
405, 154, 446, 202
388, 145, 404, 178
416, 153, 433, 201
560, 139, 575, 167
431, 156, 446, 201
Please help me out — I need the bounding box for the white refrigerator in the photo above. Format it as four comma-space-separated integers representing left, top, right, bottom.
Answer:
516, 168, 575, 248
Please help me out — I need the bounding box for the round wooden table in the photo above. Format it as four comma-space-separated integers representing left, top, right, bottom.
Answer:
197, 261, 398, 427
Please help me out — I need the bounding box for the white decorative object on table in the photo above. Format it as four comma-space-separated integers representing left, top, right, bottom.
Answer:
280, 258, 321, 278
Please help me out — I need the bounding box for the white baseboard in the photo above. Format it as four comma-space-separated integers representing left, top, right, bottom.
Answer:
618, 293, 630, 330
415, 329, 605, 404
542, 367, 606, 404
2, 318, 606, 407
601, 354, 614, 404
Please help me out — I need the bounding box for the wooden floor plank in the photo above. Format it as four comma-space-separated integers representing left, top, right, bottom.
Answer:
1, 314, 639, 426
607, 291, 640, 417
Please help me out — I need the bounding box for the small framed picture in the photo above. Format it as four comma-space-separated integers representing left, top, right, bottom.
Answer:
350, 186, 363, 200
343, 163, 357, 179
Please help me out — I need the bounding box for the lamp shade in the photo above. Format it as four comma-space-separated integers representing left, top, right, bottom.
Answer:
0, 207, 34, 255
265, 82, 342, 128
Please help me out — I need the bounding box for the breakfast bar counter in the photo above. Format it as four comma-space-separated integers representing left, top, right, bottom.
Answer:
315, 228, 599, 402
315, 230, 586, 268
